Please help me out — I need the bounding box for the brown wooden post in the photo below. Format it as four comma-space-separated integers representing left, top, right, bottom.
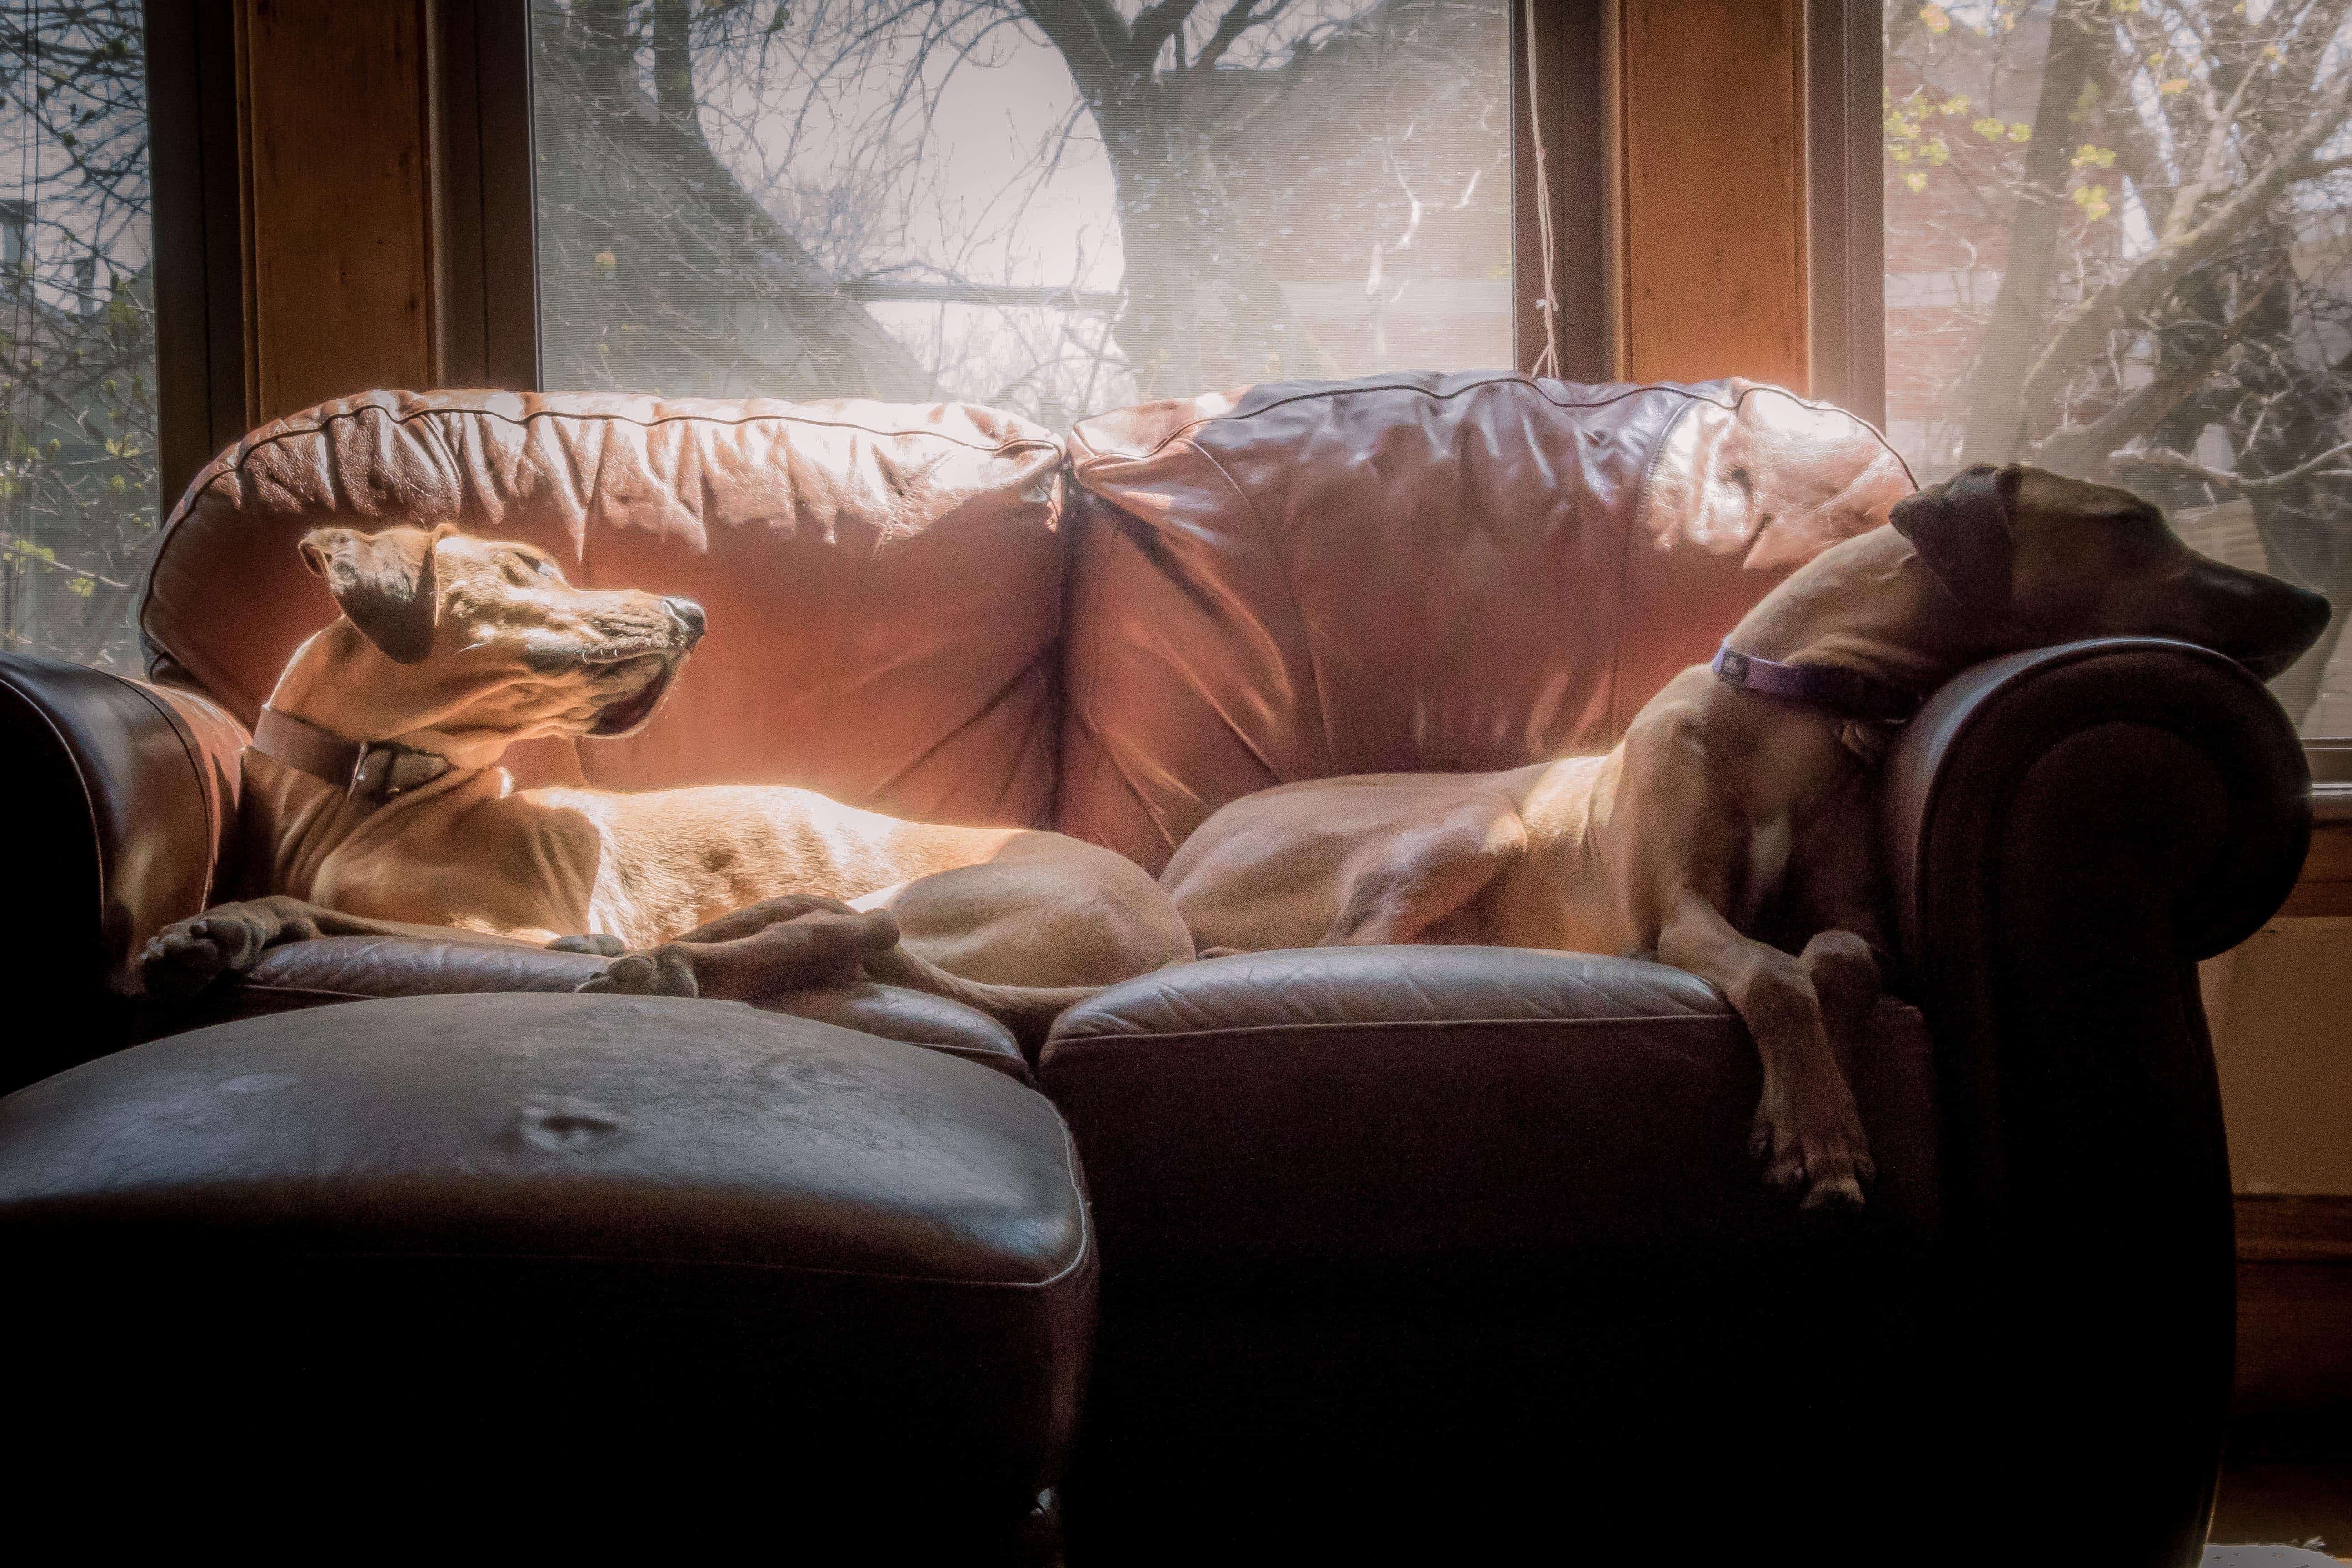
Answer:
1612, 0, 1810, 390
236, 0, 438, 423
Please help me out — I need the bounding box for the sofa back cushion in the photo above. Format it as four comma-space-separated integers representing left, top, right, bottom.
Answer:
1057, 373, 1915, 872
142, 391, 1065, 826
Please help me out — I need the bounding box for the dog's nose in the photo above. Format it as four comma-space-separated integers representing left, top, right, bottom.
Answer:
664, 597, 707, 645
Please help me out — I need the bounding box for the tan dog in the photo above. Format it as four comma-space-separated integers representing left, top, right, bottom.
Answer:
141, 524, 1195, 1041
1164, 465, 2331, 1207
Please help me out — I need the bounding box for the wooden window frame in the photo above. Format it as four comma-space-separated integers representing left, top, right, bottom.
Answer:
149, 0, 249, 504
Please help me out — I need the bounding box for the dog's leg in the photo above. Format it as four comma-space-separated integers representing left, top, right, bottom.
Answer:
1797, 928, 1880, 1078
578, 896, 903, 1003
141, 896, 536, 1000
1655, 891, 1875, 1210
1323, 797, 1526, 945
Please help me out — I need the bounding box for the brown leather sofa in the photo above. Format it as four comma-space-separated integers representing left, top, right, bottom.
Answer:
0, 373, 2309, 1562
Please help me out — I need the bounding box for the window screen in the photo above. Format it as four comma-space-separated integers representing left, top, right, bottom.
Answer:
1885, 0, 2352, 734
0, 1, 155, 673
529, 0, 1513, 429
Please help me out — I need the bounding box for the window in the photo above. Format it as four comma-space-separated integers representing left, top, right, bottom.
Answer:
0, 1, 155, 673
528, 0, 1515, 429
1883, 0, 2352, 735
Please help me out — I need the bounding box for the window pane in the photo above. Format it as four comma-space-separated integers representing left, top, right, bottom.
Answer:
530, 0, 1513, 427
1884, 0, 2352, 735
0, 2, 155, 673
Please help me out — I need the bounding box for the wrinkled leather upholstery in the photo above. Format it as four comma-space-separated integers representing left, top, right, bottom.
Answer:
1058, 373, 1915, 869
0, 993, 1091, 1531
144, 390, 1066, 820
185, 933, 1032, 1081
1041, 945, 1937, 1275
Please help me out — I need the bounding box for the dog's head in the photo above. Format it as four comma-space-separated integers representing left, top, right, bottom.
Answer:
295, 524, 705, 742
1889, 463, 2330, 679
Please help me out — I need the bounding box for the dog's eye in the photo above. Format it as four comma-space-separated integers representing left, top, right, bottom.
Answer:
534, 557, 558, 578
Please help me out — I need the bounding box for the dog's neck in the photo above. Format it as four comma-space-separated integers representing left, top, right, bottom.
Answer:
1724, 528, 1987, 698
264, 623, 520, 775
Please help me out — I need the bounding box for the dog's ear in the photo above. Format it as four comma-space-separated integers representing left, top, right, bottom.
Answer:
298, 524, 455, 664
1889, 464, 2017, 611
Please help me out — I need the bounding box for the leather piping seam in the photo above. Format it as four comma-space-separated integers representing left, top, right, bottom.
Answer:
142, 1244, 1092, 1292
1183, 436, 1337, 774
1062, 495, 1117, 844
1047, 1009, 1748, 1049
116, 676, 223, 909
1612, 394, 1698, 734
1073, 374, 1903, 470
231, 984, 384, 1003
236, 983, 1029, 1071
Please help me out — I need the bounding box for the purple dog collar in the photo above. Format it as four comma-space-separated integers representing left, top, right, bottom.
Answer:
1710, 641, 1921, 724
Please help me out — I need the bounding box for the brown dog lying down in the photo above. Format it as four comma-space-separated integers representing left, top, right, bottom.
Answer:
141, 524, 1195, 1043
1164, 464, 2331, 1207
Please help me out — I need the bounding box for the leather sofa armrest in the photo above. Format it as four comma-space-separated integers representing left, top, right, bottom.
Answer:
0, 653, 247, 1087
164, 934, 1032, 1083
1879, 635, 2308, 1562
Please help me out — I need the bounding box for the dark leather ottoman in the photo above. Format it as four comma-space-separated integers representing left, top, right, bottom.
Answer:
0, 993, 1093, 1552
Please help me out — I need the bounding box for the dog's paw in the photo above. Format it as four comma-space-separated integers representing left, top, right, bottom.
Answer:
547, 933, 627, 957
1749, 1089, 1876, 1212
575, 946, 698, 999
140, 910, 279, 1000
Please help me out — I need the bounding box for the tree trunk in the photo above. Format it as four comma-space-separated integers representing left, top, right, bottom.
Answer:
653, 0, 694, 134
1101, 106, 1206, 398
1959, 0, 2101, 465
1099, 98, 1337, 396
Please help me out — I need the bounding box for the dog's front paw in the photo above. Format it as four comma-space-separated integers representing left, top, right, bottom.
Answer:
1749, 1084, 1876, 1212
140, 909, 283, 1000
575, 946, 698, 999
547, 933, 627, 957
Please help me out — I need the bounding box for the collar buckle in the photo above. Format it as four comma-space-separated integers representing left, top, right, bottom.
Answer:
349, 739, 452, 801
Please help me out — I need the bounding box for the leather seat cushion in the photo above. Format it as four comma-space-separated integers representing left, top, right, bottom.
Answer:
0, 993, 1093, 1498
1038, 945, 1938, 1278
148, 933, 1033, 1081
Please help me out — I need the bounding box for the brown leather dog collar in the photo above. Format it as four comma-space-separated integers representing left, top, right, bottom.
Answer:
252, 705, 454, 802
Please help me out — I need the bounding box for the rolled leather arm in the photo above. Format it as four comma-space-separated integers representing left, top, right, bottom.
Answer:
1879, 636, 2309, 1564
0, 653, 246, 1088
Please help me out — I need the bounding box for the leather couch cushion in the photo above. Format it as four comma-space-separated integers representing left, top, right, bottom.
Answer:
1058, 373, 1915, 870
0, 993, 1092, 1511
1038, 945, 1937, 1277
142, 390, 1066, 823
161, 933, 1034, 1081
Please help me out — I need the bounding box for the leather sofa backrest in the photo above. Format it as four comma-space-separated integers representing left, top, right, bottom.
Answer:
1057, 373, 1915, 871
142, 391, 1066, 827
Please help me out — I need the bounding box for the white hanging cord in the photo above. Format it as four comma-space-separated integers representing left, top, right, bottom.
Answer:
1523, 0, 1562, 380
